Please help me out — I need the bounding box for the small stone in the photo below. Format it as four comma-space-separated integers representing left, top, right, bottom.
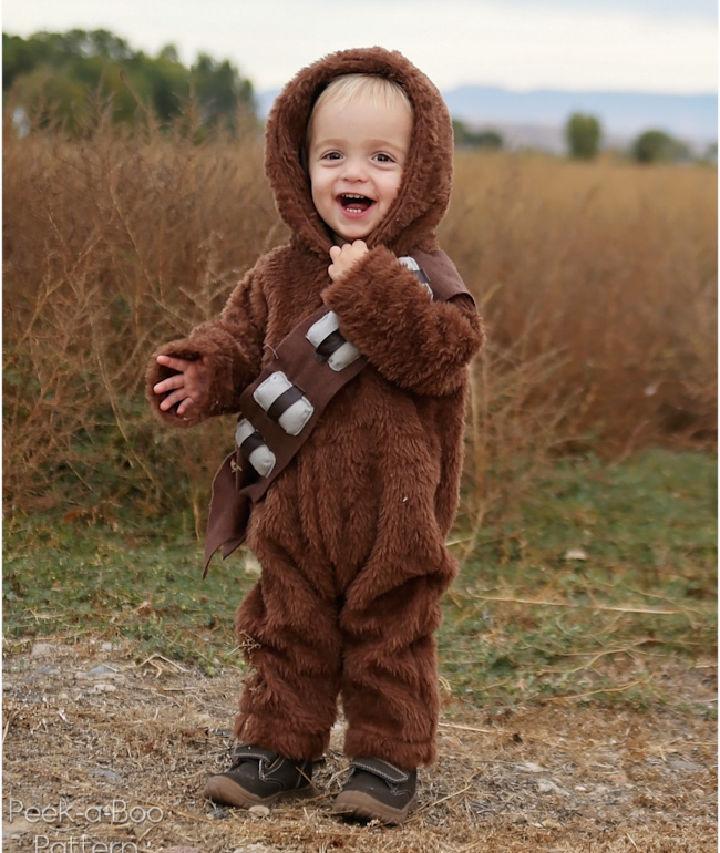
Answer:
235, 845, 275, 853
90, 768, 123, 783
517, 761, 546, 773
537, 778, 559, 793
564, 547, 587, 561
669, 757, 702, 772
210, 728, 233, 738
84, 664, 117, 678
92, 683, 117, 693
101, 642, 114, 652
248, 805, 270, 818
31, 643, 56, 658
32, 665, 60, 677
166, 847, 202, 853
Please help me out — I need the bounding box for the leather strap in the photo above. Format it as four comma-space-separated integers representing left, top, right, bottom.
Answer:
202, 250, 474, 576
350, 757, 410, 783
231, 745, 278, 763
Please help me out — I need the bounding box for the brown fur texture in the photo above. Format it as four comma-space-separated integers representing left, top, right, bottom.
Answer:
145, 47, 485, 769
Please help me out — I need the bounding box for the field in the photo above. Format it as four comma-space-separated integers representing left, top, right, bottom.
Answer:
4, 120, 716, 516
3, 117, 717, 851
4, 448, 716, 850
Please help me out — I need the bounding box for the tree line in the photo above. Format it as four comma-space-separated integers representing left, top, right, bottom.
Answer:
562, 112, 713, 164
3, 29, 256, 132
454, 113, 713, 164
4, 30, 713, 163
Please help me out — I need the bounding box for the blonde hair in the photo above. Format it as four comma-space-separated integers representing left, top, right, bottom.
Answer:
306, 73, 412, 147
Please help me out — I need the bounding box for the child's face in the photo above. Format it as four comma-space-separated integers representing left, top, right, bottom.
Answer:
307, 93, 413, 244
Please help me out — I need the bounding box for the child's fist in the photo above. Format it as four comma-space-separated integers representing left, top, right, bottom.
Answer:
153, 355, 209, 417
328, 240, 369, 282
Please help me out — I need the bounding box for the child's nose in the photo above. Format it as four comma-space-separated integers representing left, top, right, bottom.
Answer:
339, 157, 369, 181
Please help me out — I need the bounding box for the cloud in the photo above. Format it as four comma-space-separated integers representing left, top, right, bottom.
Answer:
2, 0, 716, 92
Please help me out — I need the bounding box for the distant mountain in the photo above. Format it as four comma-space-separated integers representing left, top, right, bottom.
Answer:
255, 85, 717, 154
443, 86, 717, 146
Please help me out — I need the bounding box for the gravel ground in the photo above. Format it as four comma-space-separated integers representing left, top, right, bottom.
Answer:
2, 636, 716, 852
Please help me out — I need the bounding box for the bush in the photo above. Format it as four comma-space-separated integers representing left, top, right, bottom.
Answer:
565, 112, 602, 160
631, 129, 691, 164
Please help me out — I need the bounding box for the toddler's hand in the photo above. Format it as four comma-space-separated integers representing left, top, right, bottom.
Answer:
328, 240, 369, 282
153, 355, 209, 417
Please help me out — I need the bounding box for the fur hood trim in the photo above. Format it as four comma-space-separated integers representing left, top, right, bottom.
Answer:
264, 47, 453, 259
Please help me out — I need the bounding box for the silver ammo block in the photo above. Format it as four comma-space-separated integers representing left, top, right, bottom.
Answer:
398, 256, 433, 299
327, 341, 361, 371
235, 418, 276, 477
278, 398, 314, 435
253, 371, 293, 410
306, 311, 341, 347
253, 370, 313, 436
306, 311, 361, 371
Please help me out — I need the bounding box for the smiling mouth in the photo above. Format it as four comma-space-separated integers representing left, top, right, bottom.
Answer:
337, 193, 376, 212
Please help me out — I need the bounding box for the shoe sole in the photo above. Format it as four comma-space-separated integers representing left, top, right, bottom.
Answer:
203, 775, 316, 809
331, 790, 417, 825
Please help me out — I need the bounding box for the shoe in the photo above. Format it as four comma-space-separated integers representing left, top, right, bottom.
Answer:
203, 744, 315, 808
331, 757, 417, 825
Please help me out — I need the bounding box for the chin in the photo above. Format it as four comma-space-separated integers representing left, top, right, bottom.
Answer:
334, 226, 370, 243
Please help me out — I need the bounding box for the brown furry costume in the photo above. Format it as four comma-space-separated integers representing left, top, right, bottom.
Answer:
146, 47, 485, 770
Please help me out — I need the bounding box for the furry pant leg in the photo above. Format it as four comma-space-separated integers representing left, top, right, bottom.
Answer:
339, 564, 451, 770
232, 487, 343, 761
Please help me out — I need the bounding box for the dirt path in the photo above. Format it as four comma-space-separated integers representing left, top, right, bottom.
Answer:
2, 636, 716, 852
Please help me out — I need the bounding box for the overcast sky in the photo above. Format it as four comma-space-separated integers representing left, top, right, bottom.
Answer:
2, 0, 717, 93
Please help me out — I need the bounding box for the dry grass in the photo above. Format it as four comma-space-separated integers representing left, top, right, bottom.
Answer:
447, 150, 717, 539
4, 113, 717, 533
4, 111, 716, 853
3, 634, 716, 852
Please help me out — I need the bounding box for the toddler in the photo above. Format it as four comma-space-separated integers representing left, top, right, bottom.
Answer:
147, 46, 485, 824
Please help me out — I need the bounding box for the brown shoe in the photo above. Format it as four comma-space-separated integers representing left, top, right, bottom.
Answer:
203, 744, 315, 808
331, 757, 417, 825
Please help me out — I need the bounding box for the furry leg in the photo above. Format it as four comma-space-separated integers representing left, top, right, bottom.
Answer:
339, 567, 451, 770
233, 536, 342, 761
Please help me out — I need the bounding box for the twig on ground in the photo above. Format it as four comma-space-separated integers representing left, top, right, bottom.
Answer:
136, 653, 189, 675
472, 593, 702, 618
2, 712, 14, 743
546, 678, 646, 702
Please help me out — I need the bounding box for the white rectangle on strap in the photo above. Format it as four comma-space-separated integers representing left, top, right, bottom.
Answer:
235, 418, 255, 446
278, 398, 314, 435
328, 341, 361, 371
249, 446, 276, 477
306, 311, 341, 348
254, 370, 292, 410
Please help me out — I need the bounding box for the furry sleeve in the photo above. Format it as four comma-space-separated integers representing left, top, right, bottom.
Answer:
145, 266, 267, 428
321, 245, 485, 396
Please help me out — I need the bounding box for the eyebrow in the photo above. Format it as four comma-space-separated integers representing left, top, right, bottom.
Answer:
312, 138, 406, 154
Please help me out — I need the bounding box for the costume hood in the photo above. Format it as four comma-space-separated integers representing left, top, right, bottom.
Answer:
264, 47, 454, 259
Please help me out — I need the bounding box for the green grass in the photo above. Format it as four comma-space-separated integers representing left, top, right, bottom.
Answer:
4, 448, 716, 708
441, 447, 716, 709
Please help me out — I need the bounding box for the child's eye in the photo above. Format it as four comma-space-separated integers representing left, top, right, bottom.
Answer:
321, 152, 342, 160
374, 153, 394, 163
